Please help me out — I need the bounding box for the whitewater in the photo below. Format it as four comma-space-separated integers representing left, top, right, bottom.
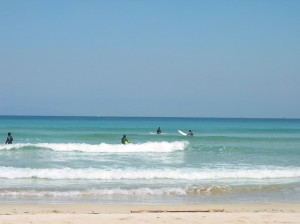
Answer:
0, 141, 187, 153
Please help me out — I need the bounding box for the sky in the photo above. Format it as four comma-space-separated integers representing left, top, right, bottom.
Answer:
1, 0, 300, 118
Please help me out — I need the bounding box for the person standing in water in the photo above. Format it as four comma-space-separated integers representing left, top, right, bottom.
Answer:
121, 135, 130, 144
5, 132, 13, 144
156, 127, 161, 134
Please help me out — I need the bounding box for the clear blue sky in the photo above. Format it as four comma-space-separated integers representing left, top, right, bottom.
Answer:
1, 0, 299, 118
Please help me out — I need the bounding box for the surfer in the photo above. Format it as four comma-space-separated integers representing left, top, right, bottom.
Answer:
187, 130, 193, 136
5, 132, 13, 144
121, 135, 130, 144
156, 127, 161, 134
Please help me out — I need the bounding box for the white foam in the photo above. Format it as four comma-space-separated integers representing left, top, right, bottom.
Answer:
149, 132, 167, 135
0, 187, 187, 198
0, 141, 188, 153
0, 143, 31, 150
0, 166, 299, 180
0, 186, 231, 198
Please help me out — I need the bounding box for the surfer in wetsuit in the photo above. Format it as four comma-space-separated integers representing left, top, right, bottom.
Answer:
187, 130, 193, 136
157, 127, 161, 134
5, 132, 13, 144
121, 135, 130, 144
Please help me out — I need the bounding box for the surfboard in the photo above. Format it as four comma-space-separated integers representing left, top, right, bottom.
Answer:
178, 130, 187, 136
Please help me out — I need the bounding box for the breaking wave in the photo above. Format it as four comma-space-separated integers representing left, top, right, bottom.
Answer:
1, 166, 300, 180
0, 141, 188, 153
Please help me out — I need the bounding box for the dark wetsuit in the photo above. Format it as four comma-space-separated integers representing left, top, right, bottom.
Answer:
121, 137, 128, 144
5, 136, 13, 144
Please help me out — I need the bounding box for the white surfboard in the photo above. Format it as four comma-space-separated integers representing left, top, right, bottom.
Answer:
178, 130, 187, 136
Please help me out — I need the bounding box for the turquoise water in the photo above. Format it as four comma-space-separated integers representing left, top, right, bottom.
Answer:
0, 116, 300, 204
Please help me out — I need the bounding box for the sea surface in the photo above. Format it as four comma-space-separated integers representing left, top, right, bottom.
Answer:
0, 116, 300, 204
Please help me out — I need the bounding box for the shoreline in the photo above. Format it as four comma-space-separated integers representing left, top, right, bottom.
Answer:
1, 203, 300, 214
0, 203, 299, 224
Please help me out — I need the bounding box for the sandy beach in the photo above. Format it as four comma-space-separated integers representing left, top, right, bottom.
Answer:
0, 203, 299, 224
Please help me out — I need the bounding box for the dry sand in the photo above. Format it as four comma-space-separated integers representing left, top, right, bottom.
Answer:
0, 203, 299, 224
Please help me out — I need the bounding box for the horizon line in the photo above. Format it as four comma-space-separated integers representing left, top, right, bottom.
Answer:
0, 115, 299, 120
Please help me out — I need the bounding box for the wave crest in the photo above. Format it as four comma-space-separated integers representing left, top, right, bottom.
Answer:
1, 166, 300, 180
0, 141, 188, 153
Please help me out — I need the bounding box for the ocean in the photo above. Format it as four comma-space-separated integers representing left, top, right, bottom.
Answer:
0, 116, 300, 204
